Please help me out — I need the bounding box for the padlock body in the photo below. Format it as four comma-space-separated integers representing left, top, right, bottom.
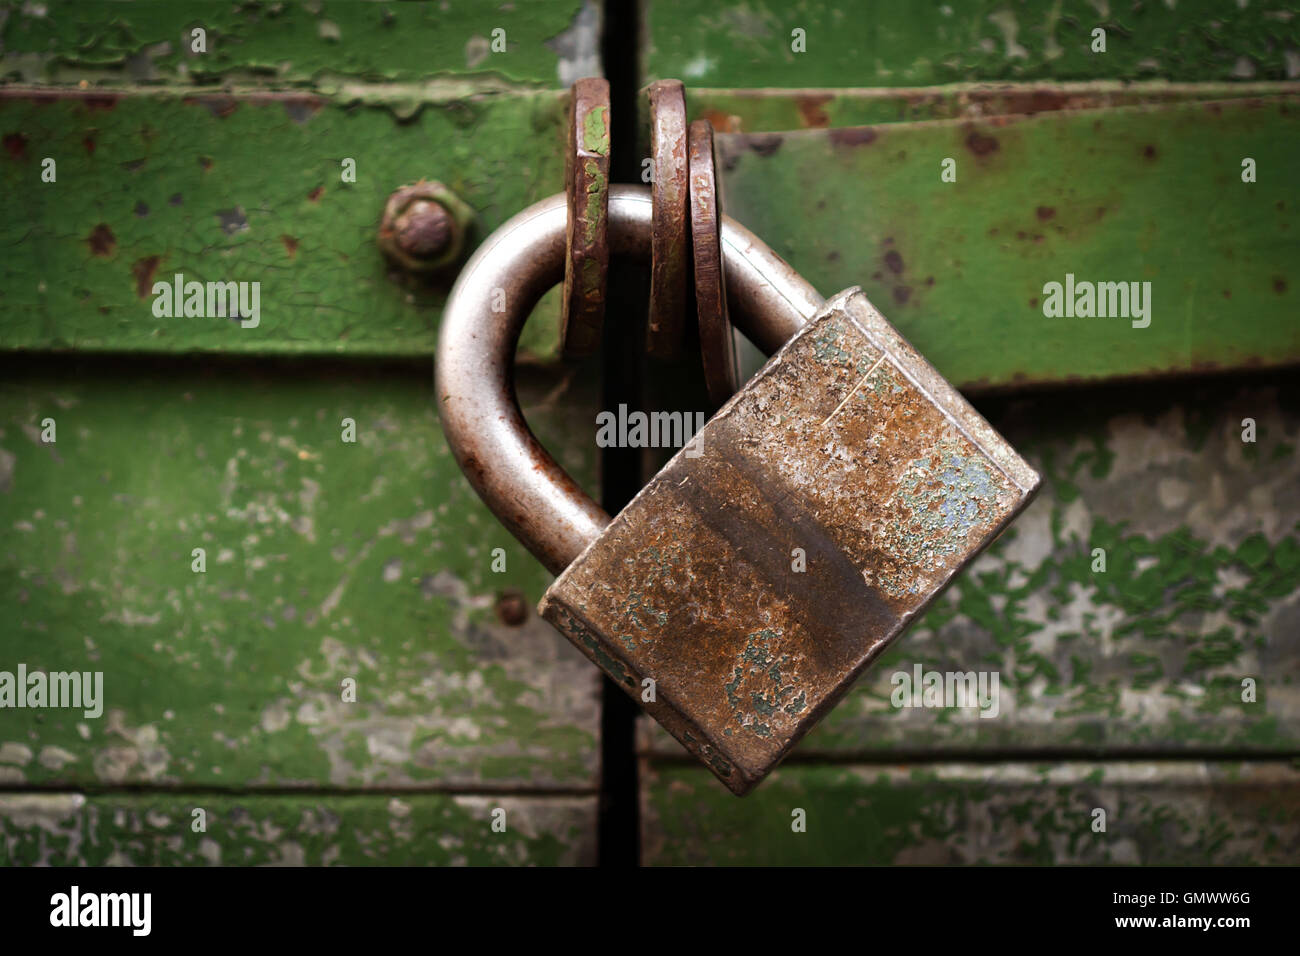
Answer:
541, 289, 1040, 795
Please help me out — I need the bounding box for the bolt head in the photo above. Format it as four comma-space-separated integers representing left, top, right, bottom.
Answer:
378, 180, 474, 273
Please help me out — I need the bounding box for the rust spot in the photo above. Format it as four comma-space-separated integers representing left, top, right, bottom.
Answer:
796, 94, 832, 128
1001, 89, 1070, 115
1029, 296, 1038, 308
892, 285, 911, 304
1143, 145, 1157, 160
3, 133, 27, 160
87, 224, 115, 257
747, 134, 782, 158
884, 250, 905, 275
199, 156, 213, 171
134, 201, 149, 217
925, 276, 934, 286
827, 251, 840, 262
83, 95, 119, 112
495, 590, 529, 627
169, 193, 183, 206
1036, 206, 1055, 221
281, 234, 299, 258
1222, 290, 1231, 299
307, 185, 324, 202
185, 95, 238, 119
701, 109, 739, 134
829, 127, 877, 147
282, 97, 325, 124
1273, 277, 1287, 294
82, 135, 96, 155
131, 255, 161, 298
965, 129, 999, 156
1205, 102, 1223, 116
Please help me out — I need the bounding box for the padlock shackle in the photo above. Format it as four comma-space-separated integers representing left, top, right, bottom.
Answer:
437, 184, 824, 574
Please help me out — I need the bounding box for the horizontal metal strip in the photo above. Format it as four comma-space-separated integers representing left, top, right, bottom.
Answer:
645, 0, 1300, 89
641, 761, 1300, 865
716, 96, 1300, 389
0, 792, 597, 865
0, 0, 590, 89
0, 88, 568, 359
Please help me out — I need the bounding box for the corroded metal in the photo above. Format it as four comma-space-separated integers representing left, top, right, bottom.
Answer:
540, 289, 1040, 795
378, 180, 474, 273
560, 77, 611, 358
688, 119, 740, 408
646, 79, 690, 358
438, 185, 822, 575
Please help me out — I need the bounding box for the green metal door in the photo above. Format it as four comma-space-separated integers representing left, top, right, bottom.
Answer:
1, 0, 1297, 865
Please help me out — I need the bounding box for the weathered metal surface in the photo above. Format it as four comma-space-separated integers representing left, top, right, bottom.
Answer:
641, 761, 1300, 865
0, 361, 601, 790
560, 77, 610, 358
438, 185, 824, 576
377, 180, 473, 273
542, 289, 1039, 794
715, 97, 1300, 389
646, 79, 690, 358
0, 793, 597, 866
641, 375, 1300, 756
644, 0, 1300, 88
1, 0, 598, 89
689, 82, 1300, 133
688, 119, 738, 407
0, 88, 568, 359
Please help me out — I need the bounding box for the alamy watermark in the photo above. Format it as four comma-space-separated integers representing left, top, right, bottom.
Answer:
50, 886, 150, 936
595, 404, 705, 456
1041, 273, 1151, 328
151, 272, 260, 328
891, 665, 999, 718
0, 664, 103, 718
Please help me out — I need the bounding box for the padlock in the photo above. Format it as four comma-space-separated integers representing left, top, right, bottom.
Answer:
438, 185, 1040, 795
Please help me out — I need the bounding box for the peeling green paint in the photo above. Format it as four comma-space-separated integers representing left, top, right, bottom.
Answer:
646, 0, 1300, 88
1, 0, 592, 89
582, 104, 609, 154
0, 361, 601, 790
642, 377, 1300, 757
0, 792, 596, 865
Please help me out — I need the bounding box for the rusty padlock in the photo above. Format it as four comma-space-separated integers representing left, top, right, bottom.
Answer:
437, 185, 1040, 795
